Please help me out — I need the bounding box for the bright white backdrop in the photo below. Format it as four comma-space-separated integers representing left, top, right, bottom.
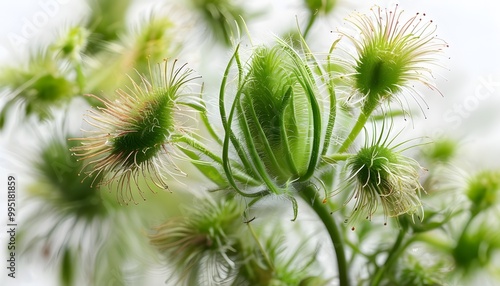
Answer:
1, 0, 500, 285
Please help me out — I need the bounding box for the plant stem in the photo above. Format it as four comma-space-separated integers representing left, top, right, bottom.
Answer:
303, 14, 317, 40
370, 230, 406, 286
322, 153, 354, 164
338, 111, 369, 153
299, 184, 350, 286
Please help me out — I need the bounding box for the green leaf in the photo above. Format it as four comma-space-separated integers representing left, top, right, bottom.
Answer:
178, 145, 227, 187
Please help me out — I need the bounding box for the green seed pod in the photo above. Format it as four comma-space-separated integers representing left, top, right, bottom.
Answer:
348, 145, 422, 219
422, 138, 458, 163
87, 15, 180, 95
23, 131, 157, 286
239, 45, 316, 184
33, 135, 108, 218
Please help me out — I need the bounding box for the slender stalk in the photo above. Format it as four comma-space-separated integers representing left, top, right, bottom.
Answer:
247, 222, 275, 271
322, 153, 354, 164
299, 184, 350, 286
370, 230, 406, 286
303, 14, 317, 39
337, 111, 369, 153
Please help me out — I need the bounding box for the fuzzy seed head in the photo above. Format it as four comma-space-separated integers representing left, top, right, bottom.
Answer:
149, 198, 243, 284
53, 26, 89, 60
346, 141, 424, 223
341, 5, 447, 113
71, 60, 197, 204
35, 136, 108, 218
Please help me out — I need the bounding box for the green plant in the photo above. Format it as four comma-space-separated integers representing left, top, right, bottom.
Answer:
2, 1, 499, 285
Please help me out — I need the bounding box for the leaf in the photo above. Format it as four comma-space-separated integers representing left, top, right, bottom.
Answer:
178, 145, 227, 187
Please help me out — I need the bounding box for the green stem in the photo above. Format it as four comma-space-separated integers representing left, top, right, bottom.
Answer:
409, 233, 452, 253
75, 62, 85, 93
299, 184, 350, 286
322, 153, 354, 164
303, 14, 317, 39
371, 230, 406, 286
337, 111, 370, 153
247, 222, 275, 271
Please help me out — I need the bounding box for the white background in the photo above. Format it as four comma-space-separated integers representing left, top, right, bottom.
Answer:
1, 0, 500, 285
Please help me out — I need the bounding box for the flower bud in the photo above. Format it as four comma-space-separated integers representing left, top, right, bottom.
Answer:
452, 221, 500, 273
422, 138, 458, 163
305, 0, 336, 15
0, 52, 75, 127
52, 26, 89, 60
466, 170, 500, 214
239, 45, 316, 184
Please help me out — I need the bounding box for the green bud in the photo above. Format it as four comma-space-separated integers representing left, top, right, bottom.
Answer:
422, 138, 458, 163
397, 253, 448, 285
190, 0, 247, 46
239, 45, 315, 183
466, 170, 500, 214
34, 135, 107, 218
305, 0, 336, 14
86, 15, 179, 95
236, 229, 324, 285
452, 222, 500, 273
128, 16, 178, 74
0, 52, 75, 125
52, 26, 89, 60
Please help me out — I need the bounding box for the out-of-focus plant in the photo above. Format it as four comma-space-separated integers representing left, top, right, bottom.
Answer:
2, 1, 499, 286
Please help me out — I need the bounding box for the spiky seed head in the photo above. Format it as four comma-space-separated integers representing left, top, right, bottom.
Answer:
347, 144, 423, 223
71, 59, 198, 204
340, 5, 448, 114
149, 198, 243, 284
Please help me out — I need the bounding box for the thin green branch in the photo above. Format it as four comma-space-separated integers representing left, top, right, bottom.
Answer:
371, 230, 406, 286
299, 184, 350, 286
337, 111, 370, 153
